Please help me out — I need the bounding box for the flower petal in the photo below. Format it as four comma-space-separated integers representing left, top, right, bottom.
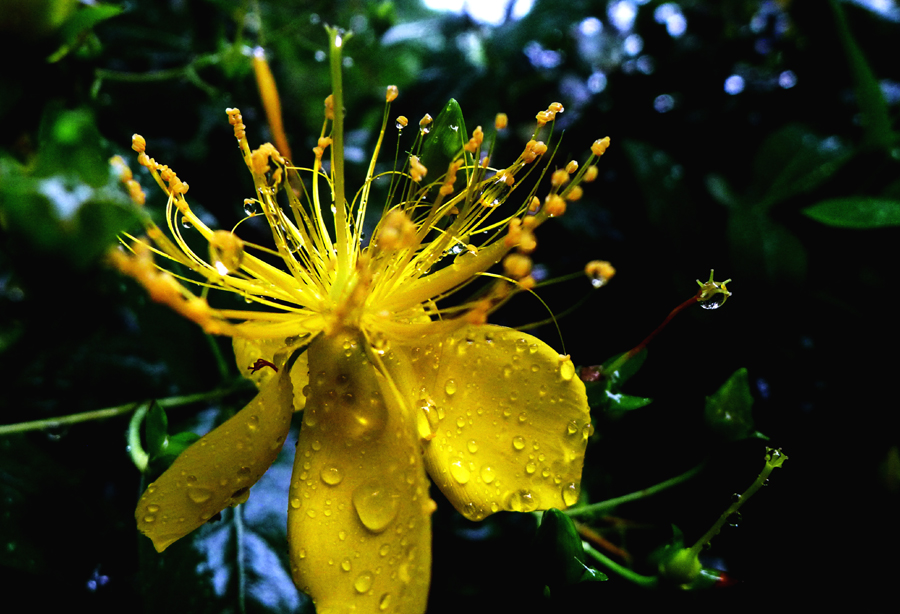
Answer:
233, 336, 309, 410
288, 331, 432, 614
135, 352, 298, 552
413, 325, 591, 520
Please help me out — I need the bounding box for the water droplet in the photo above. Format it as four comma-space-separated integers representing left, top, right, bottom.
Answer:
311, 440, 322, 451
505, 489, 539, 512
379, 593, 392, 611
247, 415, 259, 431
181, 216, 192, 229
566, 420, 579, 435
354, 571, 374, 593
444, 379, 457, 395
339, 530, 347, 541
379, 544, 390, 557
562, 482, 579, 506
512, 436, 526, 451
353, 481, 400, 533
560, 358, 575, 381
727, 511, 743, 527
700, 294, 726, 310
416, 398, 440, 440
456, 416, 466, 429
209, 229, 245, 274
298, 548, 307, 559
467, 439, 478, 454
188, 486, 213, 504
243, 199, 260, 215
450, 461, 470, 484
147, 504, 160, 513
480, 465, 496, 484
731, 493, 742, 503
143, 515, 156, 523
341, 558, 352, 572
420, 126, 431, 135
518, 412, 527, 423
321, 466, 343, 486
290, 497, 301, 509
525, 461, 536, 474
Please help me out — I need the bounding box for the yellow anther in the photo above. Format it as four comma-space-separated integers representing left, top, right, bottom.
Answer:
250, 143, 284, 178
495, 113, 508, 130
386, 85, 399, 102
226, 108, 246, 140
591, 137, 611, 157
584, 165, 599, 182
548, 102, 565, 114
566, 160, 578, 174
565, 185, 583, 201
131, 134, 146, 153
317, 136, 333, 150
409, 155, 428, 183
545, 194, 566, 217
585, 260, 616, 287
535, 110, 553, 126
528, 196, 540, 214
419, 114, 433, 129
504, 173, 515, 186
518, 228, 537, 254
519, 275, 536, 290
396, 115, 409, 128
464, 126, 484, 153
504, 219, 522, 247
531, 141, 548, 156
324, 95, 335, 120
551, 169, 570, 187
376, 210, 417, 252
480, 155, 490, 169
503, 253, 532, 279
209, 230, 245, 275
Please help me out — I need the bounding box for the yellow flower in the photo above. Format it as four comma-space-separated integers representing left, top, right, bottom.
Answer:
114, 28, 610, 614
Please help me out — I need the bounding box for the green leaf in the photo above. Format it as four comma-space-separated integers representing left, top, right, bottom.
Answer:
829, 0, 895, 150
750, 125, 854, 212
48, 3, 124, 62
138, 429, 310, 613
704, 368, 755, 441
585, 350, 651, 412
802, 198, 900, 228
605, 391, 653, 411
534, 509, 607, 593
419, 98, 471, 184
146, 402, 169, 460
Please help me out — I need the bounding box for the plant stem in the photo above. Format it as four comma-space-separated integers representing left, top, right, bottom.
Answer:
689, 448, 787, 556
0, 384, 251, 437
564, 462, 704, 520
603, 289, 702, 376
583, 543, 659, 588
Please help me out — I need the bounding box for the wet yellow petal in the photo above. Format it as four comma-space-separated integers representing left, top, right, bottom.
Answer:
135, 352, 298, 552
288, 330, 432, 614
233, 336, 309, 410
414, 325, 591, 520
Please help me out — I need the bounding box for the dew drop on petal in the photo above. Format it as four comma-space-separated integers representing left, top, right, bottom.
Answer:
354, 571, 374, 593
147, 504, 160, 513
505, 489, 539, 512
450, 461, 470, 485
341, 558, 352, 572
290, 497, 302, 509
143, 515, 156, 523
444, 379, 457, 395
247, 415, 259, 431
188, 486, 213, 504
353, 481, 400, 533
467, 439, 478, 454
480, 465, 496, 484
379, 544, 390, 557
526, 461, 536, 474
560, 358, 575, 381
321, 466, 343, 486
562, 482, 579, 506
512, 436, 526, 451
379, 593, 392, 611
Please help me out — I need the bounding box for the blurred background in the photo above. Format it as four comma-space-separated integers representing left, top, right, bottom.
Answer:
1, 0, 898, 612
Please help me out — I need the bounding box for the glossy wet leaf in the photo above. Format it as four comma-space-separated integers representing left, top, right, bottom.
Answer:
533, 508, 607, 592
419, 98, 471, 184
704, 368, 755, 441
585, 350, 651, 412
802, 198, 900, 228
146, 401, 169, 460
138, 427, 311, 614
